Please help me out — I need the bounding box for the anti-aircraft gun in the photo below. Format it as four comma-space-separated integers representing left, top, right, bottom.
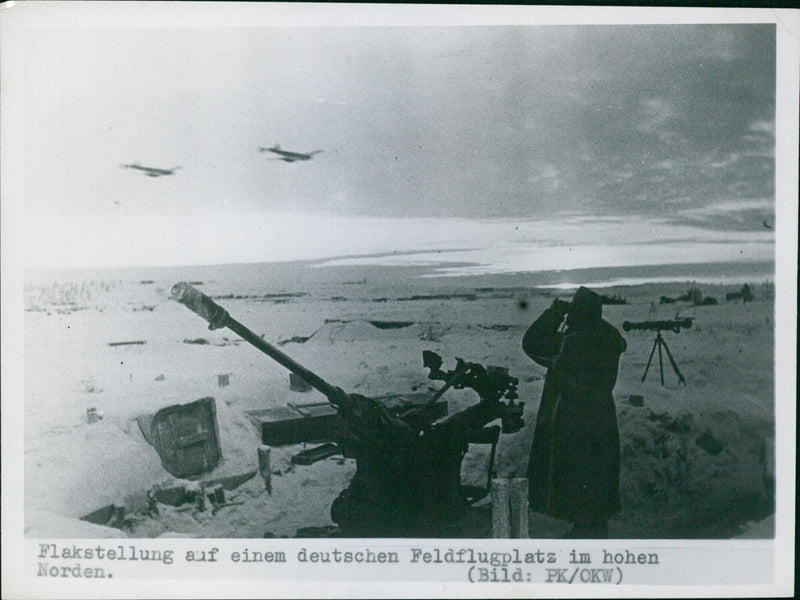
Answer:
170, 282, 524, 537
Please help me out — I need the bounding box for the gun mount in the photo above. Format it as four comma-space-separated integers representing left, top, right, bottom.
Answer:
422, 350, 523, 434
171, 282, 524, 536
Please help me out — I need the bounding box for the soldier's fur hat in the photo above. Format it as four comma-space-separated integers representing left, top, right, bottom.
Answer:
570, 286, 602, 323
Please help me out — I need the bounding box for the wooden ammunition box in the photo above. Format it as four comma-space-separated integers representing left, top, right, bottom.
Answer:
137, 397, 221, 478
246, 393, 446, 446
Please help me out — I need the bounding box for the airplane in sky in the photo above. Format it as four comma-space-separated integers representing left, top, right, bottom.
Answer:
258, 145, 323, 163
121, 163, 181, 178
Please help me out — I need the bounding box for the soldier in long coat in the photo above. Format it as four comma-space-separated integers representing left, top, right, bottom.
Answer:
522, 286, 626, 538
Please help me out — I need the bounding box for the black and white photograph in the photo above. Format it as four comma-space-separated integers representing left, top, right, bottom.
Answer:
2, 3, 797, 598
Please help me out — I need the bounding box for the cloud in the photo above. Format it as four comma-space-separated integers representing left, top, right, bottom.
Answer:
669, 198, 775, 231
749, 119, 774, 135
527, 164, 562, 193
318, 239, 773, 276
680, 198, 774, 217
25, 207, 774, 271
636, 98, 678, 144
19, 22, 777, 268
697, 27, 739, 61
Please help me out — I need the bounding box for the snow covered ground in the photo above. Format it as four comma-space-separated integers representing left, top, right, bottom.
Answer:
22, 273, 776, 539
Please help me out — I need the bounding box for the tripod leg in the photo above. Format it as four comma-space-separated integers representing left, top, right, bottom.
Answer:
642, 336, 658, 382
657, 336, 665, 385
660, 338, 687, 385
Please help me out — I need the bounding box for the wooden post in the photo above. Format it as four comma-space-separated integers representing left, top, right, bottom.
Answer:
509, 478, 529, 539
492, 478, 530, 538
196, 484, 207, 511
491, 478, 510, 538
111, 503, 126, 529
258, 445, 272, 494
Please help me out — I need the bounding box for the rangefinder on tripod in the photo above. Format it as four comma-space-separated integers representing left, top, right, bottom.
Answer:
622, 318, 694, 334
623, 318, 693, 385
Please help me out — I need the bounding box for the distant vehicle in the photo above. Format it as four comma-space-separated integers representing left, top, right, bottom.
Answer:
121, 163, 181, 178
258, 145, 323, 163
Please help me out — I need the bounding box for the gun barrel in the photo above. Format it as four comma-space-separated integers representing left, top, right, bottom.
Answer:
171, 282, 341, 401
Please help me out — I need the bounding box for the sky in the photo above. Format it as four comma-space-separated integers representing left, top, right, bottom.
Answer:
9, 8, 785, 271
